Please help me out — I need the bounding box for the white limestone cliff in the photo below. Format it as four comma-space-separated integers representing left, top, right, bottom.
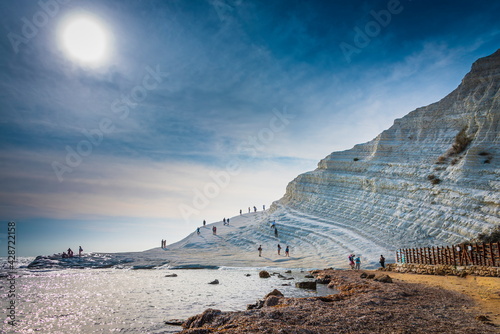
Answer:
271, 49, 500, 261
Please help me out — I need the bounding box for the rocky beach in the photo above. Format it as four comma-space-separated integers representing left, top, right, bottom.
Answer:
179, 269, 499, 334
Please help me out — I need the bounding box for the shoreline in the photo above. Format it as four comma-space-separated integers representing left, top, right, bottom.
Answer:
178, 269, 499, 333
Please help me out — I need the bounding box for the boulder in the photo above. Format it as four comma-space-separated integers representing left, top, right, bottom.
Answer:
265, 289, 284, 298
304, 274, 314, 278
360, 273, 368, 279
295, 281, 317, 290
316, 277, 331, 284
285, 270, 292, 273
264, 295, 281, 307
208, 279, 219, 284
259, 270, 271, 278
374, 275, 393, 283
183, 308, 222, 328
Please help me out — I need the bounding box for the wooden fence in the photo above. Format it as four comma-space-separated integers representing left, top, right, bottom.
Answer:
396, 242, 500, 267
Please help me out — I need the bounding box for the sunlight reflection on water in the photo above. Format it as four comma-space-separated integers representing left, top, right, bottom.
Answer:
1, 268, 334, 333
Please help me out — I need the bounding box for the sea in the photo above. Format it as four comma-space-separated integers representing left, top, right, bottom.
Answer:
0, 257, 334, 333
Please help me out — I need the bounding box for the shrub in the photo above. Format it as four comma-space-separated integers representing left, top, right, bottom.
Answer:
427, 174, 436, 180
448, 128, 472, 156
436, 156, 447, 164
472, 225, 500, 243
431, 178, 441, 185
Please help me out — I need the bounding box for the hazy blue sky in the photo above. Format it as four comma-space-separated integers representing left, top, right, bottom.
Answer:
0, 0, 499, 256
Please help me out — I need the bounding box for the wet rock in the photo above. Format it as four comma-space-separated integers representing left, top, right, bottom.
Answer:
208, 279, 219, 284
165, 319, 184, 326
165, 273, 178, 277
295, 281, 317, 290
259, 270, 270, 278
367, 274, 375, 279
285, 270, 292, 274
316, 277, 331, 284
360, 273, 368, 279
304, 274, 314, 278
247, 299, 264, 310
244, 274, 251, 277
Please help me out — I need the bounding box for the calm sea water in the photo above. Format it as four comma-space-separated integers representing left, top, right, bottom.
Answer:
1, 259, 333, 333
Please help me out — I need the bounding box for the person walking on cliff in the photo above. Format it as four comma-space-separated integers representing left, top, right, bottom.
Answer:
355, 256, 361, 270
285, 246, 290, 257
379, 255, 386, 268
203, 220, 206, 226
277, 244, 282, 255
274, 227, 278, 237
258, 245, 263, 257
79, 246, 83, 257
197, 227, 200, 235
212, 226, 217, 235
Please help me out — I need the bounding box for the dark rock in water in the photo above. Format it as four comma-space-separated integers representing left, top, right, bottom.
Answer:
282, 277, 294, 280
374, 275, 393, 283
304, 274, 314, 278
281, 283, 291, 286
169, 264, 220, 270
259, 270, 270, 278
183, 308, 222, 328
165, 273, 178, 277
208, 279, 219, 285
277, 274, 285, 279
131, 265, 156, 270
247, 299, 264, 310
244, 274, 251, 277
316, 277, 331, 284
285, 270, 292, 274
295, 281, 317, 290
164, 319, 184, 326
265, 289, 284, 298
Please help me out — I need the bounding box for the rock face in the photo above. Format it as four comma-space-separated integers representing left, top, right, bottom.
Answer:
271, 50, 500, 265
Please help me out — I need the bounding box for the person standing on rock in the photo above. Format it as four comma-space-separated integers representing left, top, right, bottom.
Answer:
274, 227, 278, 237
79, 246, 83, 257
258, 245, 263, 257
213, 226, 217, 235
240, 209, 242, 215
355, 256, 361, 270
277, 244, 282, 255
349, 254, 355, 269
197, 227, 200, 235
203, 220, 206, 226
379, 255, 386, 268
285, 246, 290, 257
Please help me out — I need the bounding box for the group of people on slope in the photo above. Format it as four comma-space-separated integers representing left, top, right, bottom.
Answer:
240, 205, 265, 215
258, 244, 289, 257
62, 246, 83, 258
348, 254, 386, 270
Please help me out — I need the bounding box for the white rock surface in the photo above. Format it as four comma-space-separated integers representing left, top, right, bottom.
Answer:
271, 49, 500, 267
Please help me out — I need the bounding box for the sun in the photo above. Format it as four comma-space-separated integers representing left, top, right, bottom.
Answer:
61, 15, 108, 63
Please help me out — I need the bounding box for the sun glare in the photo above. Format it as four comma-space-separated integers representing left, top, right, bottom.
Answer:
61, 16, 108, 63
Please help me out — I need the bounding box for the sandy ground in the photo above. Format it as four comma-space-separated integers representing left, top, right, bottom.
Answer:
179, 269, 499, 333
385, 271, 500, 326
